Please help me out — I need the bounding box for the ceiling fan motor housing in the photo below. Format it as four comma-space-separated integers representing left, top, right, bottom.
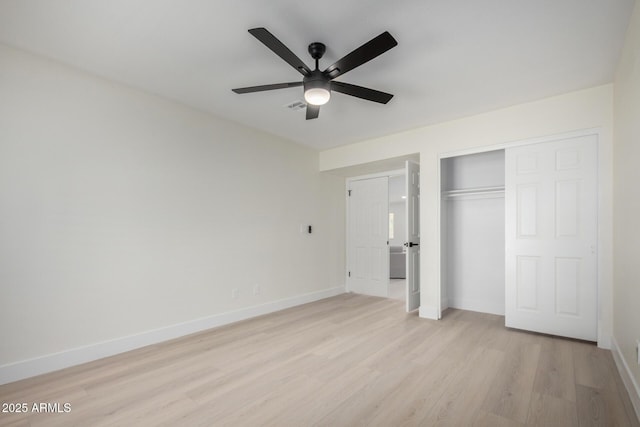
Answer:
303, 70, 330, 92
303, 69, 331, 105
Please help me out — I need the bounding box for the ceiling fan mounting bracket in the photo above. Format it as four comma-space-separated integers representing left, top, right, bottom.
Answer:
308, 42, 326, 60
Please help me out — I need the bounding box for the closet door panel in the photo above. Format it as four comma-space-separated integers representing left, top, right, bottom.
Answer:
505, 135, 597, 341
516, 184, 539, 238
555, 179, 580, 238
516, 256, 540, 311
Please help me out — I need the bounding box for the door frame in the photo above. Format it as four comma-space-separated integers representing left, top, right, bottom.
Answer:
436, 127, 609, 347
405, 161, 421, 312
346, 169, 404, 296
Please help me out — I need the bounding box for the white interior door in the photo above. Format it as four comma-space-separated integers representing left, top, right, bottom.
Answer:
348, 177, 389, 297
505, 135, 597, 341
406, 161, 420, 312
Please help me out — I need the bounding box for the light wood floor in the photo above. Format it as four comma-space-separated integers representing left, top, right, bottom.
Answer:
388, 279, 406, 301
1, 293, 638, 426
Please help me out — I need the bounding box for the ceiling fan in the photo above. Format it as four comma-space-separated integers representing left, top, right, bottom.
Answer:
232, 28, 398, 120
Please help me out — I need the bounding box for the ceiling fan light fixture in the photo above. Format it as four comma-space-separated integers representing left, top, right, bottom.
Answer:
304, 87, 331, 106
303, 76, 331, 106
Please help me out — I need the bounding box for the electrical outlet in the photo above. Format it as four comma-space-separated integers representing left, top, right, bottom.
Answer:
232, 288, 239, 300
253, 285, 261, 296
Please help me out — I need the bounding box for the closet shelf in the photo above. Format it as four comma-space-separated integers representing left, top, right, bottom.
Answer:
442, 186, 505, 200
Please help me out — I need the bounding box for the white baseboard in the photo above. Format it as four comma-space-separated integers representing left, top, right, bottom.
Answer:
419, 305, 439, 320
611, 336, 640, 422
0, 286, 345, 385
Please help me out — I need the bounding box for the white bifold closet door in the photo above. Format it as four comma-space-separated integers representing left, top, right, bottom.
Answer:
505, 135, 598, 341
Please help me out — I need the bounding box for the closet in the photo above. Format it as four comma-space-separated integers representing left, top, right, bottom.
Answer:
440, 134, 598, 341
441, 150, 506, 315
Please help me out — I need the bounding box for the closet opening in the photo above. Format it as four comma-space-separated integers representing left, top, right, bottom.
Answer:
440, 149, 506, 316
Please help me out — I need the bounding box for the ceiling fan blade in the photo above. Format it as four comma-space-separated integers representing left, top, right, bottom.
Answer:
306, 105, 320, 120
331, 81, 393, 104
323, 31, 397, 79
248, 28, 312, 76
232, 82, 302, 94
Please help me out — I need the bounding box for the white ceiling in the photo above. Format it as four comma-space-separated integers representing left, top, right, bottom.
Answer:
0, 0, 634, 150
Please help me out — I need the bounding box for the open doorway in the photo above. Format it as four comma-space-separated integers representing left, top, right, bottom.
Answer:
346, 159, 420, 312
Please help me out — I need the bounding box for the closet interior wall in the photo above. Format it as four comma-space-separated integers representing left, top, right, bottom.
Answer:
441, 150, 506, 315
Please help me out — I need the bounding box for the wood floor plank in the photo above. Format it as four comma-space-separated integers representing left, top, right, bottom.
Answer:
481, 333, 541, 423
365, 349, 461, 426
573, 340, 615, 390
532, 336, 577, 402
419, 346, 506, 426
0, 294, 637, 427
573, 342, 640, 427
527, 392, 578, 427
611, 359, 640, 427
1, 418, 32, 427
266, 365, 381, 426
474, 411, 526, 427
311, 361, 417, 427
576, 384, 613, 427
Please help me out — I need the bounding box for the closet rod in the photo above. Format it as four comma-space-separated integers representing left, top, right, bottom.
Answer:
442, 186, 505, 196
441, 186, 505, 200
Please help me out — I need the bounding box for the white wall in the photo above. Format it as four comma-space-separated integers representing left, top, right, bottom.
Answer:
320, 84, 614, 346
0, 44, 345, 380
444, 196, 505, 315
613, 0, 640, 414
441, 150, 506, 191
